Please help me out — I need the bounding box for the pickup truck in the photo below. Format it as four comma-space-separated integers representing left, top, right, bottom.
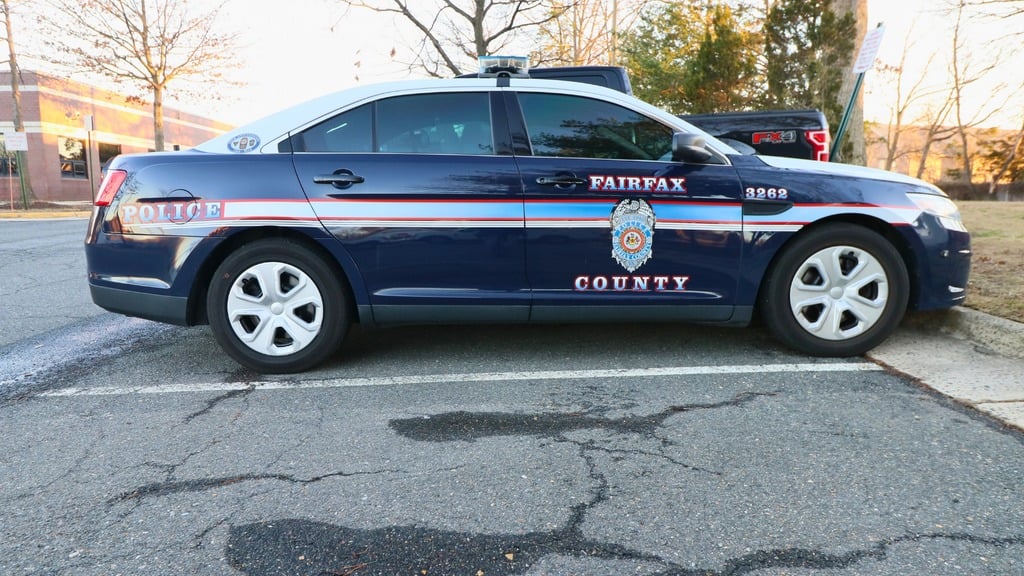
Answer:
526, 65, 831, 162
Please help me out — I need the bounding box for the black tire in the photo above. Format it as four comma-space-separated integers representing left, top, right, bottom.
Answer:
207, 238, 350, 373
759, 223, 909, 357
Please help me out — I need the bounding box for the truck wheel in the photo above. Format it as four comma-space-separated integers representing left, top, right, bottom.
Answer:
208, 239, 350, 373
760, 224, 908, 357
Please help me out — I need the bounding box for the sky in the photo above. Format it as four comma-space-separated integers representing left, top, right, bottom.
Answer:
861, 0, 1023, 130
15, 0, 1024, 130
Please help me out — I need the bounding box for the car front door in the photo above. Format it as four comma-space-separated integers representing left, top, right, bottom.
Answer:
508, 91, 745, 323
290, 90, 528, 323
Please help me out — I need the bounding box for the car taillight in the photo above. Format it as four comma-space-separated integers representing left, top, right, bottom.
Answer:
805, 130, 830, 162
95, 169, 127, 206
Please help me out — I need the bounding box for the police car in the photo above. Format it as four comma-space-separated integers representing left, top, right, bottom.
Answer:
85, 57, 971, 373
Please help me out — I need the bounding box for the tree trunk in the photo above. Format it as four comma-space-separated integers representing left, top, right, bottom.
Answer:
152, 84, 165, 152
915, 138, 933, 180
3, 0, 34, 205
884, 123, 899, 171
957, 125, 972, 183
834, 0, 867, 165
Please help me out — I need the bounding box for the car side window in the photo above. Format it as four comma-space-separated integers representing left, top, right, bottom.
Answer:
296, 103, 373, 153
294, 93, 494, 155
377, 93, 493, 155
517, 93, 673, 161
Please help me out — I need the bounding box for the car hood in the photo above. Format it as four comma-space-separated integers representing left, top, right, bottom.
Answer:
755, 155, 946, 195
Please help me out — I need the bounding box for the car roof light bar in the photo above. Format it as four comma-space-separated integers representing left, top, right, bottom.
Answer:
478, 55, 530, 78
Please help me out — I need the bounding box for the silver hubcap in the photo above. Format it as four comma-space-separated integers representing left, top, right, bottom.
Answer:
789, 245, 889, 341
226, 261, 324, 356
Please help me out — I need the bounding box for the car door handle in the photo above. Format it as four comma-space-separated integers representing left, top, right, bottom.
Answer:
536, 175, 587, 186
313, 171, 365, 187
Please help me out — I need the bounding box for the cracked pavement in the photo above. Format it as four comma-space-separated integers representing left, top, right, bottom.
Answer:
4, 348, 1024, 575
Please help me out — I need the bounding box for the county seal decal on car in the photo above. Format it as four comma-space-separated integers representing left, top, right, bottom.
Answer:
227, 133, 261, 153
610, 198, 655, 272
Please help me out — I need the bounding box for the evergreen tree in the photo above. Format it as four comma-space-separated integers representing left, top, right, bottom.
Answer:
620, 2, 704, 113
679, 4, 759, 114
762, 0, 856, 136
623, 0, 854, 124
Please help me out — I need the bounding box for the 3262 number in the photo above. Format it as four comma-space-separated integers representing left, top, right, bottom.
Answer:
744, 187, 789, 200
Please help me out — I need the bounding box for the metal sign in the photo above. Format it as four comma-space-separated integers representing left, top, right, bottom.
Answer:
852, 25, 886, 74
3, 132, 28, 151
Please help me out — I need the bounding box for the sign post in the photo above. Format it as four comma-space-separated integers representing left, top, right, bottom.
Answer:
2, 131, 29, 209
5, 150, 11, 212
84, 115, 96, 199
831, 23, 886, 162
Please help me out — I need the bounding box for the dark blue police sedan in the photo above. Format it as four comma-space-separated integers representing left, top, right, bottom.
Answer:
85, 73, 971, 373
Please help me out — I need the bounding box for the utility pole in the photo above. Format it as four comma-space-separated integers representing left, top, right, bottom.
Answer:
834, 0, 868, 165
2, 0, 33, 207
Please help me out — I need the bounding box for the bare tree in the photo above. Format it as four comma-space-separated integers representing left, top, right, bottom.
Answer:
947, 0, 1010, 183
913, 93, 959, 180
535, 0, 650, 67
341, 0, 569, 76
872, 32, 953, 172
1, 0, 32, 205
967, 0, 1024, 17
40, 0, 239, 152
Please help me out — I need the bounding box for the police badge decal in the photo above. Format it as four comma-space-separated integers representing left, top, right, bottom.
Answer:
610, 198, 656, 272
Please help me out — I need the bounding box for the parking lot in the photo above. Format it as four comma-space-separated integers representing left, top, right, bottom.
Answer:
2, 219, 1022, 575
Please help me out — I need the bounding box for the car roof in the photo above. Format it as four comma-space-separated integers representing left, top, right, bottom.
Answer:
194, 77, 731, 156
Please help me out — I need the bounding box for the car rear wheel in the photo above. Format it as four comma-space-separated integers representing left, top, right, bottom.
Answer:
208, 239, 350, 373
760, 224, 908, 357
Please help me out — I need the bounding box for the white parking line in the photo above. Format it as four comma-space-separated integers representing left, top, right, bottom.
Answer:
38, 362, 883, 398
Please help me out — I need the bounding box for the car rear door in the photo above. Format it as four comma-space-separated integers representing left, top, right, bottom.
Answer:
290, 90, 528, 323
507, 90, 745, 322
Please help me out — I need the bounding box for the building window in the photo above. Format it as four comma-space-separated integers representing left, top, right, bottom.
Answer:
0, 156, 17, 176
59, 136, 88, 179
99, 142, 121, 175
0, 135, 19, 176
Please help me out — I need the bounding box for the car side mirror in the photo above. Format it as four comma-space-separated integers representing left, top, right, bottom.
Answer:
672, 133, 713, 163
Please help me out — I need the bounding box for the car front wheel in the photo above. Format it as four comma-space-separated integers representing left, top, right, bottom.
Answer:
208, 239, 350, 373
760, 224, 909, 357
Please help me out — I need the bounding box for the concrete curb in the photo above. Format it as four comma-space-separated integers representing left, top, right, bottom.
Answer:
873, 307, 1024, 433
0, 202, 91, 220
900, 307, 1024, 361
0, 211, 90, 220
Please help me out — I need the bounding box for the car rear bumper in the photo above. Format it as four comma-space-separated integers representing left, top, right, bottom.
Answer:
89, 283, 190, 326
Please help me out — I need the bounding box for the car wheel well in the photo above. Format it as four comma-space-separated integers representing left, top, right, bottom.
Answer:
187, 228, 355, 326
755, 219, 911, 355
755, 215, 919, 313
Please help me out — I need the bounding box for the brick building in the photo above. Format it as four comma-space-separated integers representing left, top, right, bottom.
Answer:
0, 71, 233, 203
